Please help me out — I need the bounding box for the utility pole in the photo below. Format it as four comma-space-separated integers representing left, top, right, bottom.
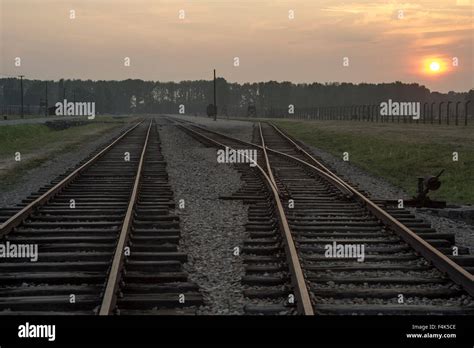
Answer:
213, 69, 217, 121
45, 81, 48, 116
19, 75, 24, 118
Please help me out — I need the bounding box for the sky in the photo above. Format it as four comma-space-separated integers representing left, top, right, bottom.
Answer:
1, 0, 473, 92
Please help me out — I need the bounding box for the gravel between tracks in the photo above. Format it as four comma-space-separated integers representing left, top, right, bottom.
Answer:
303, 143, 474, 253
165, 114, 254, 142
0, 123, 129, 208
171, 115, 474, 254
159, 121, 248, 315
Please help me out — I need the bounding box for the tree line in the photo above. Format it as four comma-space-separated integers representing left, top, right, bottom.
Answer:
0, 77, 472, 116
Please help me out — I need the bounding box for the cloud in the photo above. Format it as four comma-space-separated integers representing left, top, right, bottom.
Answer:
1, 0, 472, 92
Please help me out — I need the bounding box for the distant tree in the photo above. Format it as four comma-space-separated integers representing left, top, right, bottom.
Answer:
0, 78, 470, 116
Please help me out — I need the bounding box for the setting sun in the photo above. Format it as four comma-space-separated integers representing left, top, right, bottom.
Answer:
430, 61, 441, 72
420, 57, 449, 76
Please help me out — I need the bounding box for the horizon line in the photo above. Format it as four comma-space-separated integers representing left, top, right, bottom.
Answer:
1, 74, 472, 95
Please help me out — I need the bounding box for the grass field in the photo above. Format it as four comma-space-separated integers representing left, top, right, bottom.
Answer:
0, 116, 134, 190
0, 114, 38, 120
255, 119, 473, 205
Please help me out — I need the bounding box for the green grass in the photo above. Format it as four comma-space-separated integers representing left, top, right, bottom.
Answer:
265, 119, 474, 205
0, 114, 135, 122
0, 119, 128, 190
0, 122, 116, 158
0, 114, 40, 120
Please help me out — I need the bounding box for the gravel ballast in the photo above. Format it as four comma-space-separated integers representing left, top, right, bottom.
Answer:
303, 143, 474, 253
168, 115, 474, 253
165, 114, 254, 143
159, 119, 248, 315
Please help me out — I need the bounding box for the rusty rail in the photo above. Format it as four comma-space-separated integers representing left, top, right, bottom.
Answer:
168, 116, 473, 297
170, 118, 353, 197
258, 122, 280, 196
99, 120, 153, 315
176, 123, 314, 315
270, 122, 474, 297
0, 120, 144, 237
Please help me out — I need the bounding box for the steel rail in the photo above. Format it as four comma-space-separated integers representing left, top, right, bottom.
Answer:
0, 120, 144, 237
268, 123, 474, 296
99, 120, 153, 315
169, 117, 353, 195
177, 123, 314, 315
167, 118, 353, 197
168, 117, 474, 296
269, 123, 336, 176
258, 122, 280, 196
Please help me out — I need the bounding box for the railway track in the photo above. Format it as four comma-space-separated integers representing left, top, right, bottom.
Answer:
0, 119, 202, 315
171, 117, 474, 315
0, 114, 472, 316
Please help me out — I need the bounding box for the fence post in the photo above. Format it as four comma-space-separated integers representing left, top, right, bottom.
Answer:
455, 101, 461, 126
465, 100, 471, 126
423, 102, 428, 124
446, 101, 452, 125
438, 102, 444, 125
430, 102, 435, 124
